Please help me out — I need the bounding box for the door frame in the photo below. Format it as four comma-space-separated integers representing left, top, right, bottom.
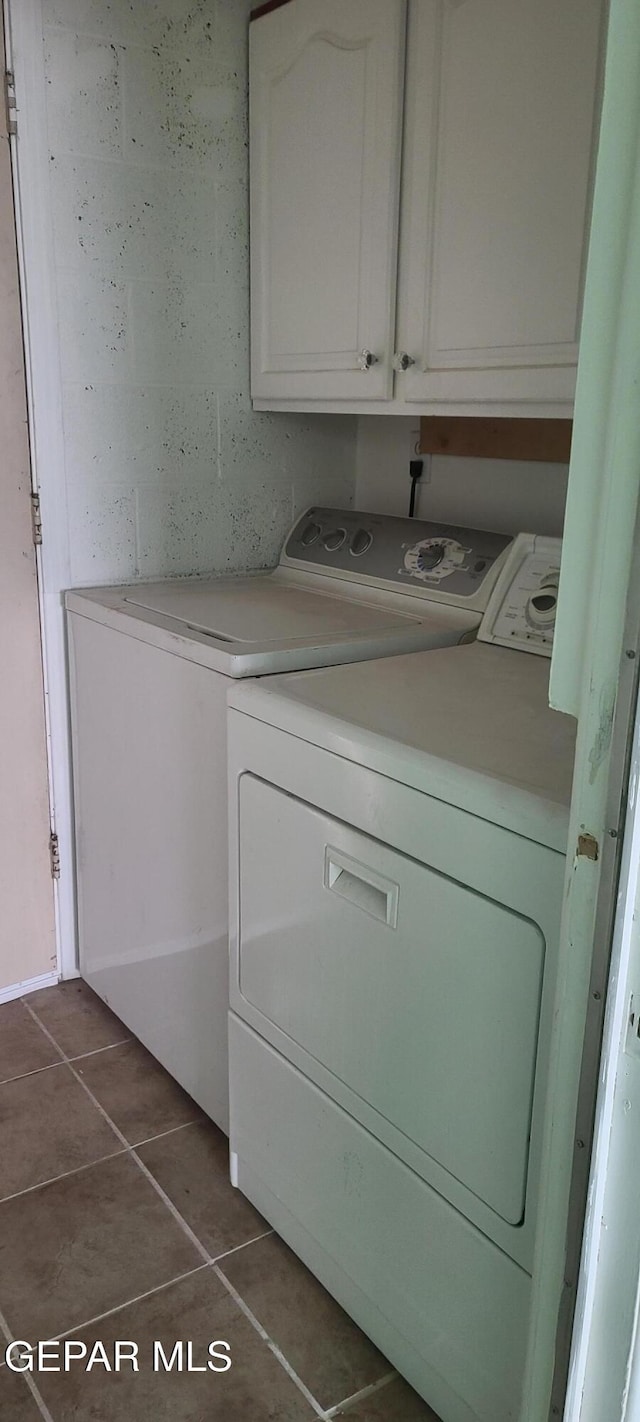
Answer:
521, 0, 640, 1414
3, 0, 77, 980
7, 2, 640, 1413
552, 501, 640, 1416
0, 1, 60, 997
563, 574, 640, 1418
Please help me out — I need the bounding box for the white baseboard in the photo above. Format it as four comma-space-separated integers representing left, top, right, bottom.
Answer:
0, 970, 60, 1005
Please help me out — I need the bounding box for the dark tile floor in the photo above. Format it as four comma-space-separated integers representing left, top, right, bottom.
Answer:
0, 981, 440, 1420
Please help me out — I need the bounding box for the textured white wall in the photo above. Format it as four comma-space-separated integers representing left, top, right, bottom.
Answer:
42, 0, 356, 585
356, 417, 569, 536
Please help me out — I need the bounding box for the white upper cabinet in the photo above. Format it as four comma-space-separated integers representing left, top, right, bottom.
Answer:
395, 0, 604, 413
249, 0, 604, 416
249, 0, 407, 403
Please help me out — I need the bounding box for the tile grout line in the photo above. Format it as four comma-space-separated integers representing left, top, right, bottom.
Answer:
0, 1034, 133, 1090
17, 1004, 67, 1064
0, 1059, 66, 1089
21, 1000, 210, 1263
0, 1120, 204, 1210
0, 1304, 56, 1422
21, 996, 333, 1418
68, 1038, 132, 1061
214, 1263, 330, 1421
0, 1148, 127, 1209
34, 1262, 213, 1351
126, 1143, 212, 1261
212, 1227, 274, 1265
131, 1117, 203, 1150
325, 1370, 398, 1417
2, 1234, 279, 1362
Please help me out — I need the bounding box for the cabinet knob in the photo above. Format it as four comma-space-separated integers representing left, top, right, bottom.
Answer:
357, 349, 379, 371
394, 351, 416, 372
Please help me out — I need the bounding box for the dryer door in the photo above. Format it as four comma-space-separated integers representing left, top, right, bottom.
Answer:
237, 773, 545, 1226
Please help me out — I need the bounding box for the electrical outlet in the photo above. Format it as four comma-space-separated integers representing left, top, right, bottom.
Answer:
409, 433, 431, 484
625, 993, 640, 1058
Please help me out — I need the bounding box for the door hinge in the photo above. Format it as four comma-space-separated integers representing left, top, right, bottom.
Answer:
31, 492, 42, 545
49, 832, 61, 880
4, 70, 17, 138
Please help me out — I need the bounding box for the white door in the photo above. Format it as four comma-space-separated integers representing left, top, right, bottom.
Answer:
0, 16, 56, 996
249, 0, 406, 403
395, 0, 603, 416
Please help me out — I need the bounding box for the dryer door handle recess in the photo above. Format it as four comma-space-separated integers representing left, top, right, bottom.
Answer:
324, 847, 399, 929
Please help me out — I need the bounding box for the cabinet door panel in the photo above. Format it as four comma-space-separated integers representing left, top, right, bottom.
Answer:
396, 0, 603, 410
250, 0, 405, 402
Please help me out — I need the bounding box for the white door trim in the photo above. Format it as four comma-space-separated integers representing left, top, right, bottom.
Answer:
3, 0, 78, 979
521, 0, 640, 1414
563, 679, 640, 1420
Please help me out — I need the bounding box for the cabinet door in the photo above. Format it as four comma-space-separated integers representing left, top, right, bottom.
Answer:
395, 0, 604, 414
249, 0, 406, 403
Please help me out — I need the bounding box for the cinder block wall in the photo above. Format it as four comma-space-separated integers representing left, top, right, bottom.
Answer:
41, 0, 356, 584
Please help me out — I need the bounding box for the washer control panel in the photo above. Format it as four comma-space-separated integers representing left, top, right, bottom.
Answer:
477, 533, 562, 656
283, 508, 512, 606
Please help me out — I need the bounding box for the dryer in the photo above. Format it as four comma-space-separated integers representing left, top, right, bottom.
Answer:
226, 533, 576, 1422
66, 508, 510, 1131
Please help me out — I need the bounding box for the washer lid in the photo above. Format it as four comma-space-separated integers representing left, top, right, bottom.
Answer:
123, 575, 419, 643
66, 571, 479, 677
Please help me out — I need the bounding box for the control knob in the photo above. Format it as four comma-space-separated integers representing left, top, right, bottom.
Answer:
350, 528, 372, 556
418, 543, 446, 571
300, 521, 321, 547
323, 528, 347, 552
526, 588, 557, 634
403, 536, 468, 581
526, 578, 558, 629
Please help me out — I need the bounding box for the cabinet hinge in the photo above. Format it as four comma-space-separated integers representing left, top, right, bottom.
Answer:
4, 70, 17, 138
31, 492, 42, 546
49, 832, 61, 880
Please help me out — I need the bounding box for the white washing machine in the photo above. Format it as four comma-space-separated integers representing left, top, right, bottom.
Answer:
66, 508, 511, 1131
226, 534, 576, 1422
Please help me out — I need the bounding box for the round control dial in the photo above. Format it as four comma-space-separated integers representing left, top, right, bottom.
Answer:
403, 537, 469, 582
418, 542, 446, 571
526, 577, 558, 630
323, 528, 347, 552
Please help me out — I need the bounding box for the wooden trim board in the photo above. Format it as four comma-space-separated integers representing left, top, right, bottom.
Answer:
419, 417, 573, 463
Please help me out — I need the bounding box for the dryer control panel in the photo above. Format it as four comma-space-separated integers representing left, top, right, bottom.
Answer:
477, 534, 562, 656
